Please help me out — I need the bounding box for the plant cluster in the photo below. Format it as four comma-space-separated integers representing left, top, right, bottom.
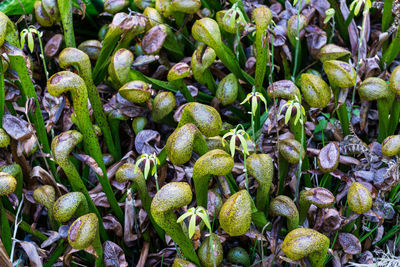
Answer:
0, 0, 400, 266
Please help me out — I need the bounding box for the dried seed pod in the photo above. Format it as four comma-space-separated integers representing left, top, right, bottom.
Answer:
219, 190, 252, 236
381, 135, 400, 156
216, 73, 238, 105
119, 80, 151, 104
281, 228, 330, 267
197, 233, 223, 267
270, 195, 299, 231
299, 73, 331, 108
317, 142, 340, 173
299, 187, 335, 224
347, 182, 372, 214
278, 138, 304, 164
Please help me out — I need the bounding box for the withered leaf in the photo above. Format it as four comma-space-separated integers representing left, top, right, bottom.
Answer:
103, 215, 123, 237
338, 233, 361, 255
90, 192, 110, 208
142, 25, 167, 55
15, 240, 43, 267
41, 231, 61, 248
318, 142, 340, 172
72, 153, 104, 177
44, 34, 63, 57
134, 130, 161, 155
103, 241, 128, 267
2, 114, 32, 141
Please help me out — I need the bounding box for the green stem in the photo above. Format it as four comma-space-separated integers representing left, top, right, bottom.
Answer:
56, 155, 109, 241
108, 119, 121, 160
93, 230, 103, 267
0, 57, 4, 126
382, 0, 394, 32
332, 86, 350, 136
57, 0, 76, 47
292, 0, 302, 79
388, 98, 400, 135
289, 120, 311, 188
382, 27, 400, 68
278, 154, 289, 195
326, 0, 349, 44
171, 80, 194, 102
0, 199, 11, 255
93, 28, 123, 84
377, 100, 391, 142
5, 209, 47, 241
44, 240, 65, 267
202, 69, 217, 94
78, 71, 118, 161
8, 56, 59, 181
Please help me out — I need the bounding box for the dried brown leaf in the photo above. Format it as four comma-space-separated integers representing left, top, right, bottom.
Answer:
338, 233, 361, 255
103, 215, 123, 237
103, 241, 128, 267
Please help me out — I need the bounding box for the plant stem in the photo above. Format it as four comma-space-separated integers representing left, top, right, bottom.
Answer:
388, 98, 400, 135
377, 100, 391, 142
350, 9, 368, 115
292, 0, 302, 79
382, 26, 400, 68
93, 230, 103, 267
171, 80, 194, 102
108, 119, 121, 160
5, 209, 47, 242
57, 0, 75, 47
8, 56, 59, 181
56, 152, 109, 241
43, 240, 65, 267
0, 199, 11, 255
0, 58, 4, 126
278, 153, 289, 195
332, 86, 350, 136
295, 113, 305, 202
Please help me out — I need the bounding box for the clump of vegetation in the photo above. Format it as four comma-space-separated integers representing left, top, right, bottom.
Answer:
0, 0, 400, 266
